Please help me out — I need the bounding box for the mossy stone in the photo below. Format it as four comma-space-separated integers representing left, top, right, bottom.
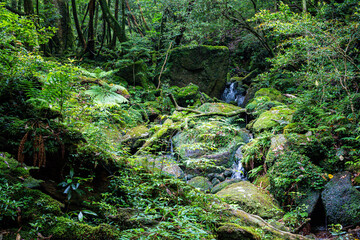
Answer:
254, 88, 284, 102
197, 102, 242, 113
46, 217, 121, 240
250, 106, 295, 132
174, 84, 200, 107
167, 45, 229, 98
216, 181, 283, 219
134, 155, 184, 178
187, 176, 212, 192
211, 179, 240, 194
216, 223, 261, 240
246, 96, 284, 116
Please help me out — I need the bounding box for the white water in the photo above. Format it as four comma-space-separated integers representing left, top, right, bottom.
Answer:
231, 145, 247, 180
222, 82, 246, 106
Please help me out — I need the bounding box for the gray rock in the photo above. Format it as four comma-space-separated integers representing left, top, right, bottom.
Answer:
212, 178, 221, 186
223, 170, 233, 178
321, 171, 360, 226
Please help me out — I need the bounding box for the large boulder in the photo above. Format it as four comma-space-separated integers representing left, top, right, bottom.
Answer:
216, 181, 283, 219
321, 172, 360, 226
135, 155, 184, 178
248, 106, 295, 132
167, 45, 229, 98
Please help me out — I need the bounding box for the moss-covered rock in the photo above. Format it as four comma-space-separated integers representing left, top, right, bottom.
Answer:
187, 176, 212, 192
254, 88, 284, 102
197, 102, 241, 113
216, 181, 283, 219
249, 106, 295, 132
167, 45, 229, 98
246, 96, 284, 116
133, 155, 184, 178
211, 179, 241, 194
216, 223, 261, 240
321, 171, 360, 226
46, 217, 121, 240
174, 84, 200, 107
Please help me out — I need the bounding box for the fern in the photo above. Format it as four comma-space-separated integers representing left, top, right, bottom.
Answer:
85, 83, 128, 108
81, 67, 115, 79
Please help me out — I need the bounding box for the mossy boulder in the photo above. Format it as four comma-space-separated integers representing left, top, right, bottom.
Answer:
246, 96, 284, 116
321, 171, 360, 226
121, 125, 149, 150
167, 45, 229, 98
197, 102, 241, 113
187, 176, 212, 192
216, 181, 283, 219
216, 223, 260, 240
249, 106, 295, 132
211, 179, 241, 194
173, 119, 250, 172
173, 84, 201, 107
134, 155, 184, 178
254, 88, 284, 102
46, 217, 121, 240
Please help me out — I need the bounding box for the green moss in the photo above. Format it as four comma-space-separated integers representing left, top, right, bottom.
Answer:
216, 223, 261, 240
211, 179, 240, 194
19, 188, 63, 218
187, 176, 212, 192
246, 96, 284, 116
46, 217, 121, 240
250, 106, 295, 132
254, 88, 284, 102
254, 175, 270, 189
216, 181, 283, 219
197, 103, 242, 113
174, 84, 200, 106
0, 153, 33, 178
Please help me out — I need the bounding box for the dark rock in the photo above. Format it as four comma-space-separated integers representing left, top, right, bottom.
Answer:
215, 173, 225, 182
223, 170, 233, 178
207, 173, 215, 180
321, 171, 360, 226
212, 178, 221, 186
167, 45, 229, 98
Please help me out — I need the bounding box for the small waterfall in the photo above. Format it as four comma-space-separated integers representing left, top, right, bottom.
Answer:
222, 82, 246, 106
231, 145, 247, 180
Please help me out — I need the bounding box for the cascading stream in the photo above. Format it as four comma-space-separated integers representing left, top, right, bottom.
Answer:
231, 145, 247, 180
222, 82, 246, 106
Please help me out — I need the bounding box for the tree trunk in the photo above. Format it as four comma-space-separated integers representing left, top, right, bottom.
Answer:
86, 0, 96, 58
302, 0, 307, 12
52, 0, 74, 52
110, 0, 120, 48
23, 0, 34, 14
71, 0, 86, 48
98, 0, 127, 43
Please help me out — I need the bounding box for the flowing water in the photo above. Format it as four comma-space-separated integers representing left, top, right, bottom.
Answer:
222, 82, 246, 106
231, 145, 247, 180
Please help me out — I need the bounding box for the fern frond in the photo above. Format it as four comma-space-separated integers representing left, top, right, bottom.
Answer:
85, 83, 128, 108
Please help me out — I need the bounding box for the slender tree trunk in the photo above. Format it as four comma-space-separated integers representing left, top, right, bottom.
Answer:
98, 0, 127, 42
110, 0, 119, 48
23, 0, 34, 14
71, 0, 86, 48
302, 0, 307, 12
86, 0, 96, 58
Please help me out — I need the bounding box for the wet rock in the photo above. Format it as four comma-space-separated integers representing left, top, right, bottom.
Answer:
211, 179, 240, 194
212, 178, 221, 186
224, 170, 233, 178
136, 155, 184, 178
322, 171, 360, 226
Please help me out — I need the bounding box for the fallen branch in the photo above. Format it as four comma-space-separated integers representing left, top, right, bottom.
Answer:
168, 93, 246, 117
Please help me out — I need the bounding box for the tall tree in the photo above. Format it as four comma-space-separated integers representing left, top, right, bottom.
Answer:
98, 0, 127, 43
86, 0, 96, 58
71, 0, 86, 48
